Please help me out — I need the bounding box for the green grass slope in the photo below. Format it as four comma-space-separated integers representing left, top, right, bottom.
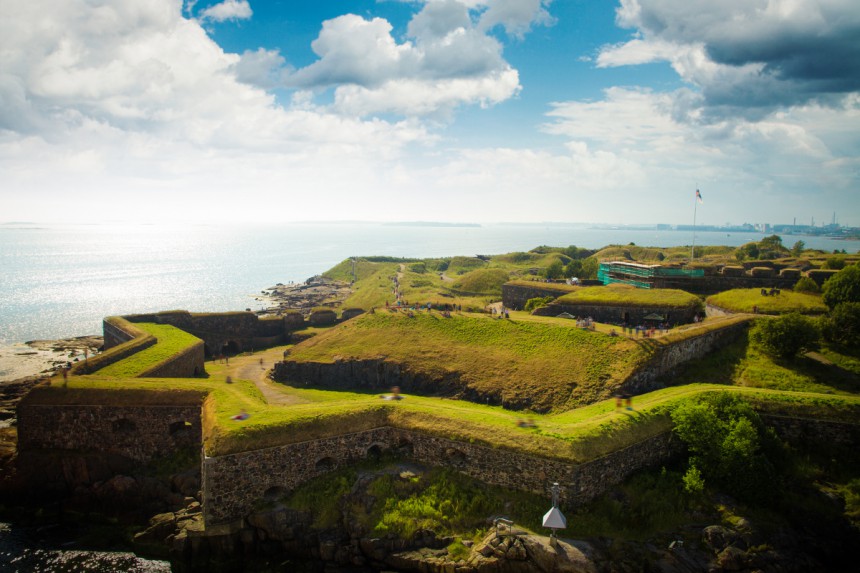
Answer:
284, 311, 649, 411
706, 288, 827, 314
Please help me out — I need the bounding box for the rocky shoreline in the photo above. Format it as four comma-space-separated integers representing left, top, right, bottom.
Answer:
0, 335, 103, 385
255, 275, 352, 316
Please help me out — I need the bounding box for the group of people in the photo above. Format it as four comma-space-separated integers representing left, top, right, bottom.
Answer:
490, 305, 510, 319
622, 324, 670, 337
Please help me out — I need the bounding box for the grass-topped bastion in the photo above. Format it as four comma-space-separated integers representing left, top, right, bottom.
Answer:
706, 288, 828, 315
532, 283, 703, 325
273, 310, 650, 411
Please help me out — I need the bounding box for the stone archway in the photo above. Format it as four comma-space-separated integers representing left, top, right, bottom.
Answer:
315, 457, 336, 472
366, 444, 384, 460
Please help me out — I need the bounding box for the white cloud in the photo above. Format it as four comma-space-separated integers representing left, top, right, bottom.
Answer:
541, 87, 860, 224
0, 0, 440, 223
199, 0, 252, 23
281, 0, 554, 117
600, 0, 860, 116
477, 0, 556, 38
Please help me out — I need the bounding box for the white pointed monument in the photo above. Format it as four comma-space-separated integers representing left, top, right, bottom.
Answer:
542, 482, 567, 538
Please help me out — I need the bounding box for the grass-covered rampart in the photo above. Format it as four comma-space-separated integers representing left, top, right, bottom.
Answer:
554, 284, 703, 309
284, 311, 649, 411
96, 323, 202, 378
706, 288, 827, 314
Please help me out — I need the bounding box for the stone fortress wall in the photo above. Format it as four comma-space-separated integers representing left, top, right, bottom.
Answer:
531, 302, 699, 325
16, 303, 859, 532
17, 391, 206, 464
623, 319, 752, 393
202, 426, 681, 525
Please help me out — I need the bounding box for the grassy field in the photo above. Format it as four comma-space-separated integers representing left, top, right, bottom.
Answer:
96, 323, 202, 377
706, 288, 827, 314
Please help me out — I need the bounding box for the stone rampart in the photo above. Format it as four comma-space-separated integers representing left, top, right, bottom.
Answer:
140, 340, 206, 378
201, 427, 681, 525
763, 415, 860, 446
502, 282, 577, 310
272, 358, 465, 401
104, 316, 144, 349
124, 310, 294, 356
73, 318, 157, 375
533, 302, 698, 325
623, 319, 751, 393
17, 397, 204, 466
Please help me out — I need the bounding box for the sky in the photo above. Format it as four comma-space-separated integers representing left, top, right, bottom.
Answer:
1, 0, 859, 227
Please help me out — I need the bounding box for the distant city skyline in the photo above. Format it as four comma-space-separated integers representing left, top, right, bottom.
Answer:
1, 1, 859, 226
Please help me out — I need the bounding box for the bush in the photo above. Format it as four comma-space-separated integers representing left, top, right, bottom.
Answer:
821, 302, 860, 348
822, 256, 846, 270
524, 296, 554, 312
671, 392, 787, 502
793, 276, 820, 294
544, 260, 564, 279
750, 313, 819, 358
822, 265, 860, 309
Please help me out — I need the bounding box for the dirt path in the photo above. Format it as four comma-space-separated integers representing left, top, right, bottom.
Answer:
217, 347, 309, 406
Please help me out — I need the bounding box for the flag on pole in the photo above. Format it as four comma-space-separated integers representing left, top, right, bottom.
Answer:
696, 189, 703, 204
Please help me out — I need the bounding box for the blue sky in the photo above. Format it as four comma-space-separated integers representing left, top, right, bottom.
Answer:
2, 1, 858, 226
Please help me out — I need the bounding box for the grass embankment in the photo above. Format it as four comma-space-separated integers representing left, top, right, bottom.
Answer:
706, 288, 827, 314
96, 323, 202, 378
554, 284, 703, 309
503, 279, 578, 293
43, 337, 860, 464
285, 311, 649, 411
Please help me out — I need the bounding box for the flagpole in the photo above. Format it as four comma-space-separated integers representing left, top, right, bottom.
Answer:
691, 186, 698, 262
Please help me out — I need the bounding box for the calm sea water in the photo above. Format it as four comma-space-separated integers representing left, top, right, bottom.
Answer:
0, 222, 854, 345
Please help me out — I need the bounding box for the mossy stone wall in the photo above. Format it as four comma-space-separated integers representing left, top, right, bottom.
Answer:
201, 427, 681, 525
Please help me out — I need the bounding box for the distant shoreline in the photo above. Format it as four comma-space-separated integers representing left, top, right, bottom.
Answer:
382, 221, 481, 228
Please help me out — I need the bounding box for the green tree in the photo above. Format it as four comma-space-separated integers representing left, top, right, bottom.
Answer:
821, 302, 860, 349
757, 234, 787, 259
759, 234, 784, 251
793, 276, 820, 294
544, 260, 564, 279
750, 313, 819, 359
822, 264, 860, 309
790, 240, 805, 256
671, 393, 786, 502
564, 259, 583, 278
737, 242, 758, 260
580, 257, 599, 279
822, 256, 846, 270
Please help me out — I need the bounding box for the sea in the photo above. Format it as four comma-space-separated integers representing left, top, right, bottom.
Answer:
1, 221, 855, 345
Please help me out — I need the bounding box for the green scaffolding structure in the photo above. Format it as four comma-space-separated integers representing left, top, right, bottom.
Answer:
598, 262, 704, 289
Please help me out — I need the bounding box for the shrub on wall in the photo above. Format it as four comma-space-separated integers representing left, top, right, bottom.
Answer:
822, 265, 860, 309
793, 276, 820, 294
524, 296, 554, 312
750, 313, 819, 359
671, 392, 788, 502
820, 302, 860, 349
